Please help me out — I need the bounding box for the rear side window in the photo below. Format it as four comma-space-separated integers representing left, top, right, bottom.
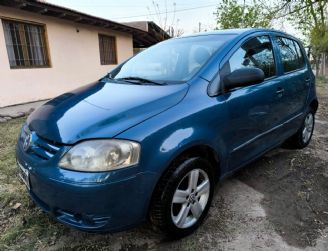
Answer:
222, 36, 276, 78
294, 40, 305, 68
276, 37, 305, 73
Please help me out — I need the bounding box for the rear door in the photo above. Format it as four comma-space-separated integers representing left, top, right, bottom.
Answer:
273, 36, 310, 132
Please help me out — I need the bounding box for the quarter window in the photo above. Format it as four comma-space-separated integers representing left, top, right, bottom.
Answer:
222, 36, 276, 79
293, 40, 305, 69
276, 37, 304, 73
2, 19, 50, 68
98, 34, 117, 65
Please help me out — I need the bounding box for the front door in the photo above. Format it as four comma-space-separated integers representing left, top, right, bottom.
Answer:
220, 35, 281, 170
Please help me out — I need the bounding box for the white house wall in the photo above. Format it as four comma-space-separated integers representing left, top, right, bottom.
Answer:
0, 6, 133, 107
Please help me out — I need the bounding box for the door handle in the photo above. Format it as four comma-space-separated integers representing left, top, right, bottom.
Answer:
276, 88, 285, 95
305, 78, 311, 86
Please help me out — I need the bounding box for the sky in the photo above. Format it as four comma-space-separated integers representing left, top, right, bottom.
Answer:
46, 0, 300, 38
46, 0, 218, 34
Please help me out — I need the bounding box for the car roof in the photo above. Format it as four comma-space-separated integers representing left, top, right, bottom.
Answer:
180, 28, 300, 42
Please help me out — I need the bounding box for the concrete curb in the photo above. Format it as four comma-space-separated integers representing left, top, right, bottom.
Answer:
0, 100, 48, 123
0, 110, 32, 123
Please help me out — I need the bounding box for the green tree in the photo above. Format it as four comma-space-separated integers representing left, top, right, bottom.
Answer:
215, 0, 273, 29
215, 0, 328, 76
257, 0, 328, 75
282, 0, 328, 75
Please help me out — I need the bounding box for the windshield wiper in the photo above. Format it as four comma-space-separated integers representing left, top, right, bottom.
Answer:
116, 77, 166, 85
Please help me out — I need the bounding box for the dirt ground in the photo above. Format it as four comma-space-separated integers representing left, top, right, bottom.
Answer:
0, 79, 327, 251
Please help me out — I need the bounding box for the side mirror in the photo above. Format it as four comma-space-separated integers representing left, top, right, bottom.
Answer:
223, 68, 265, 90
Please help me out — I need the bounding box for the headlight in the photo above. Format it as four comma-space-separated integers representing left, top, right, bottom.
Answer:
59, 139, 140, 172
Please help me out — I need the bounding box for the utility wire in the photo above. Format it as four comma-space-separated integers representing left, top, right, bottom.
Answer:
110, 4, 218, 19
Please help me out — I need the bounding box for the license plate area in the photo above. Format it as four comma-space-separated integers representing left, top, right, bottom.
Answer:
17, 161, 30, 190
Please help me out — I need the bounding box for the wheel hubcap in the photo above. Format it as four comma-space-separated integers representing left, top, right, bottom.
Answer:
171, 169, 210, 229
302, 113, 314, 144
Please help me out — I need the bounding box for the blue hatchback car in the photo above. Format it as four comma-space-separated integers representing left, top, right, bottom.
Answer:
16, 28, 318, 237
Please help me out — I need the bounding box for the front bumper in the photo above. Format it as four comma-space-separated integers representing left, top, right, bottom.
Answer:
16, 142, 157, 233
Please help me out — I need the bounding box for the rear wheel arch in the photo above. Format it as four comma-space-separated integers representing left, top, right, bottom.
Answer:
284, 108, 315, 149
309, 99, 318, 113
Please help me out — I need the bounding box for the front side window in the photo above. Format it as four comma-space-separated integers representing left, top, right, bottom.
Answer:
99, 34, 117, 65
222, 35, 276, 79
2, 19, 50, 68
111, 34, 236, 82
276, 37, 304, 73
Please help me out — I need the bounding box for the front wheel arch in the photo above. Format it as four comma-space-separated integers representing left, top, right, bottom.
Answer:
157, 144, 221, 188
148, 156, 215, 237
147, 144, 220, 219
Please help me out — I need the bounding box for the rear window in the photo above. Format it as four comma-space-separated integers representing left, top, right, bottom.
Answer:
276, 37, 305, 73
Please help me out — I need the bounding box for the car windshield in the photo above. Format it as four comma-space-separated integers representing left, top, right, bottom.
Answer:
110, 34, 236, 83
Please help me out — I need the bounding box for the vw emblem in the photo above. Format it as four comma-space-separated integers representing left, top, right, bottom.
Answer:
23, 131, 32, 151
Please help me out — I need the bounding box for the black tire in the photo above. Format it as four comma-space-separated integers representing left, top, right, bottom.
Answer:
285, 109, 315, 149
149, 157, 214, 239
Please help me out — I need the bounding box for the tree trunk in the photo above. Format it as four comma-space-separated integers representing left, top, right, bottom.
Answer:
314, 54, 321, 77
315, 60, 320, 77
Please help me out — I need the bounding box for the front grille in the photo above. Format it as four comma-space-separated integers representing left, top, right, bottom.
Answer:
20, 125, 61, 161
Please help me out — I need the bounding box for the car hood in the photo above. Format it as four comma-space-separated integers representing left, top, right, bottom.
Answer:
27, 81, 189, 144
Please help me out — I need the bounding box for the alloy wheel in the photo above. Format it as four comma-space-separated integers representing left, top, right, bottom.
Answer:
171, 168, 210, 229
302, 113, 314, 144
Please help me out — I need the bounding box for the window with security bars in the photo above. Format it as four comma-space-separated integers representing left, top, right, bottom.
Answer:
2, 19, 50, 68
98, 34, 117, 65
